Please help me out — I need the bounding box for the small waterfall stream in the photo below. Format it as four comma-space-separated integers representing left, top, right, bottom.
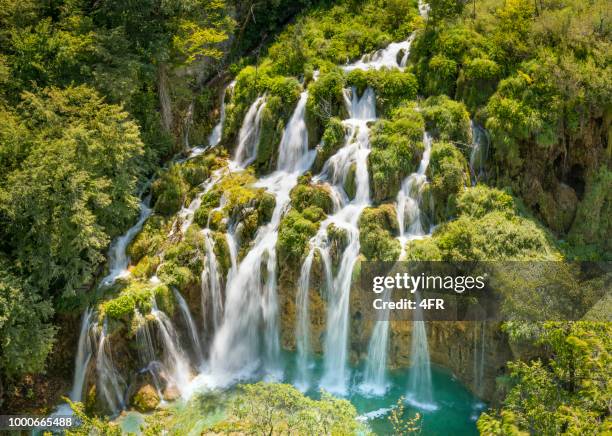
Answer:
101, 199, 153, 286
201, 229, 224, 332
69, 308, 94, 402
150, 301, 192, 398
469, 121, 489, 185
96, 320, 127, 415
173, 288, 205, 367
473, 321, 486, 396
234, 96, 267, 167
406, 295, 436, 410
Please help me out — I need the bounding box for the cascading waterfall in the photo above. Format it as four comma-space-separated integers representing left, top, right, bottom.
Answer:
150, 301, 192, 397
300, 86, 376, 395
173, 288, 205, 367
207, 90, 314, 384
69, 308, 94, 402
134, 310, 165, 400
234, 96, 267, 168
101, 199, 153, 286
96, 320, 126, 415
406, 295, 436, 410
469, 121, 489, 185
359, 133, 433, 395
201, 229, 224, 332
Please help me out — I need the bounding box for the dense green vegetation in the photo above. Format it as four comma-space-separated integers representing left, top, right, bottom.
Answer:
0, 0, 609, 434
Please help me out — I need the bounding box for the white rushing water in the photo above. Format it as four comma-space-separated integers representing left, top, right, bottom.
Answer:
173, 288, 205, 367
150, 301, 192, 398
294, 86, 375, 395
234, 96, 267, 167
69, 308, 94, 402
473, 321, 486, 397
344, 35, 416, 72
196, 90, 314, 387
201, 228, 224, 333
96, 320, 126, 415
469, 121, 489, 185
101, 200, 153, 287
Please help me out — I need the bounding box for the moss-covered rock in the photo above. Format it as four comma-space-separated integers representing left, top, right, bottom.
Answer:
426, 141, 470, 221
368, 103, 425, 203
306, 68, 347, 142
358, 205, 400, 261
130, 383, 160, 412
422, 95, 472, 144
343, 163, 357, 201
457, 185, 516, 219
290, 176, 334, 214
346, 68, 418, 115
312, 117, 346, 173
277, 209, 321, 269
99, 282, 174, 322
127, 215, 168, 264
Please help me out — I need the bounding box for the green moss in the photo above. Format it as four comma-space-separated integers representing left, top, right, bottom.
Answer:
347, 68, 418, 115
368, 103, 425, 203
212, 231, 232, 276
278, 209, 320, 268
290, 179, 334, 214
456, 57, 501, 112
99, 282, 173, 321
433, 212, 558, 261
193, 190, 223, 228
344, 163, 357, 201
568, 167, 612, 259
313, 117, 346, 173
306, 68, 347, 136
127, 215, 167, 264
426, 141, 469, 221
157, 261, 196, 290
358, 205, 400, 261
404, 238, 442, 261
256, 97, 285, 173
152, 164, 188, 216
422, 95, 472, 144
457, 185, 516, 219
131, 255, 160, 280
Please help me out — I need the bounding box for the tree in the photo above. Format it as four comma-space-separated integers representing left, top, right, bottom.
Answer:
0, 258, 55, 406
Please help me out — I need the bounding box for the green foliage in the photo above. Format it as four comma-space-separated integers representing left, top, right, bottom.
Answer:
0, 258, 55, 380
568, 167, 612, 259
152, 164, 189, 216
224, 382, 360, 435
421, 95, 472, 144
457, 185, 515, 219
388, 396, 422, 434
290, 177, 334, 214
278, 209, 320, 268
313, 117, 346, 173
0, 86, 143, 296
425, 141, 469, 221
99, 282, 173, 321
359, 205, 400, 261
369, 102, 424, 202
347, 68, 418, 115
479, 322, 612, 435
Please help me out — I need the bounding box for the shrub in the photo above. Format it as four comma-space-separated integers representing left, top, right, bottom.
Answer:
422, 95, 472, 144
426, 141, 469, 221
359, 205, 400, 261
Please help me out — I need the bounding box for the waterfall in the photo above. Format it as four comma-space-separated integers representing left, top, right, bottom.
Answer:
360, 288, 392, 395
303, 87, 375, 395
134, 310, 165, 400
396, 132, 433, 258
96, 320, 127, 415
201, 228, 224, 332
344, 37, 415, 72
150, 302, 192, 398
406, 292, 436, 410
469, 121, 489, 185
173, 288, 205, 367
234, 96, 267, 167
69, 308, 94, 402
207, 90, 314, 384
101, 200, 153, 286
190, 81, 236, 158
295, 249, 315, 390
